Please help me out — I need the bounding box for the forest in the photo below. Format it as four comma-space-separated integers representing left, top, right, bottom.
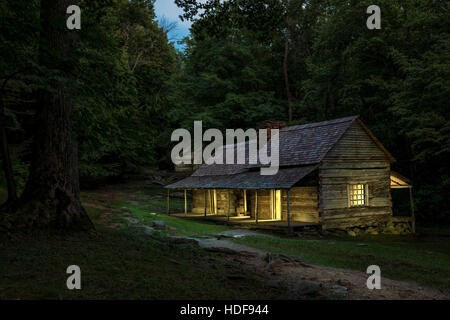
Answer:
0, 0, 449, 232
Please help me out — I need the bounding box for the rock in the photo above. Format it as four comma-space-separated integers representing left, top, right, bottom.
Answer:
386, 226, 396, 233
152, 220, 166, 229
337, 279, 352, 287
130, 225, 145, 231
144, 226, 154, 236
328, 284, 348, 300
205, 247, 239, 254
296, 280, 322, 297
347, 230, 357, 237
163, 236, 199, 246
366, 227, 376, 233
356, 243, 368, 247
124, 217, 139, 224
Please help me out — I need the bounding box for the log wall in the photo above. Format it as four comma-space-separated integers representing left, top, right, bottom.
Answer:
320, 122, 392, 230
191, 189, 243, 215
282, 187, 320, 223
249, 190, 272, 220
247, 187, 320, 222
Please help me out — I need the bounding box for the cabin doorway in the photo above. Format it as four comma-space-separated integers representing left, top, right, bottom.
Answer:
271, 190, 282, 220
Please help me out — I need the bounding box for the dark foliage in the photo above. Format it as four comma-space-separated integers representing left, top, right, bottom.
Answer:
1, 0, 448, 223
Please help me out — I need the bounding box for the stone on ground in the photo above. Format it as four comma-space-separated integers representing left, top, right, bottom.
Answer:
152, 220, 166, 229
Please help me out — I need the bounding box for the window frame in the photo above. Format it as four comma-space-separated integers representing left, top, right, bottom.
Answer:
347, 183, 369, 207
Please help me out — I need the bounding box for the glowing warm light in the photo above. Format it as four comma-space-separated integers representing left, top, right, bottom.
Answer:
349, 184, 366, 206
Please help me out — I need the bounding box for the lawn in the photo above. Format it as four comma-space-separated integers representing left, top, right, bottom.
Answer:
111, 195, 450, 292
121, 204, 230, 236
1, 185, 449, 298
96, 189, 450, 293
0, 188, 286, 300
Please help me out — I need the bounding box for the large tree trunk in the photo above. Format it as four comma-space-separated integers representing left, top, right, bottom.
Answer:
1, 0, 93, 232
0, 80, 17, 204
0, 124, 17, 205
0, 70, 26, 206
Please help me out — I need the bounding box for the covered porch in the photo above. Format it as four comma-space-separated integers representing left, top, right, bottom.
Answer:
165, 186, 320, 233
390, 171, 415, 233
169, 211, 320, 232
164, 165, 320, 232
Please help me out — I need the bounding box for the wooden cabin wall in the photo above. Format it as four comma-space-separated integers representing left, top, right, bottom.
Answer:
215, 190, 240, 215
247, 187, 320, 222
191, 190, 209, 214
235, 190, 248, 215
191, 189, 241, 215
281, 187, 320, 223
249, 190, 272, 220
320, 122, 392, 230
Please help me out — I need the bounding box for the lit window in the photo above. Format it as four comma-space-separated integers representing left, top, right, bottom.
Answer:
349, 184, 367, 207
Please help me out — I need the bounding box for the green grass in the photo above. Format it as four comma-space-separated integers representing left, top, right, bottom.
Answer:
117, 203, 230, 236
106, 193, 450, 292
2, 184, 449, 298
0, 207, 285, 300
0, 186, 284, 299
232, 234, 450, 291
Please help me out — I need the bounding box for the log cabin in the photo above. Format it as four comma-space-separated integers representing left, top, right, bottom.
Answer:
166, 116, 414, 234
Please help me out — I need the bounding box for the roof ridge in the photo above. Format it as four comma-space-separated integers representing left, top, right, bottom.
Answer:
282, 115, 358, 132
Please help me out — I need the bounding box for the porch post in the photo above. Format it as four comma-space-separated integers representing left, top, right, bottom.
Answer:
243, 190, 247, 214
184, 189, 187, 216
287, 189, 293, 234
167, 189, 170, 215
255, 190, 258, 224
214, 189, 217, 214
209, 190, 213, 214
409, 187, 416, 233
270, 189, 274, 220
204, 190, 207, 217
227, 190, 231, 221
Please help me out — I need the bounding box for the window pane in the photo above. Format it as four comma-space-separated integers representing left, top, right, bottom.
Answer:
349, 184, 366, 207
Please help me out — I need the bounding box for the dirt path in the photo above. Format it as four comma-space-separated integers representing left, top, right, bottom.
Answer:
192, 236, 449, 300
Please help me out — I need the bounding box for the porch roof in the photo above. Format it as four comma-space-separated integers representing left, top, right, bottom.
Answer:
390, 171, 412, 189
166, 165, 318, 190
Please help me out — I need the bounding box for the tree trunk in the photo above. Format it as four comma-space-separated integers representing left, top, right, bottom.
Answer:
1, 0, 93, 232
0, 127, 17, 205
283, 27, 293, 122
0, 80, 18, 204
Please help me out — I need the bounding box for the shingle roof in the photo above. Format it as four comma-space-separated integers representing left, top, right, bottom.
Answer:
276, 115, 358, 166
192, 115, 357, 177
166, 115, 393, 189
166, 165, 318, 190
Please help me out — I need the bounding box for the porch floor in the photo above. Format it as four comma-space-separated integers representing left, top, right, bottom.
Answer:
169, 212, 320, 232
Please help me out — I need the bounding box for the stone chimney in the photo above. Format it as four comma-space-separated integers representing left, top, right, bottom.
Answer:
256, 120, 287, 140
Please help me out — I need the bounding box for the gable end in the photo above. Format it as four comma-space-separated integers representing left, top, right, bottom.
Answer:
323, 119, 395, 162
